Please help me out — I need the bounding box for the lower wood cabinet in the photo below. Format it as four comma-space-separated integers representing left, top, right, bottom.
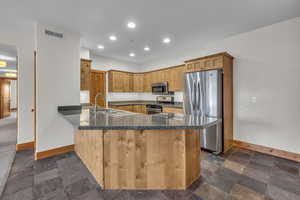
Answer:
110, 105, 147, 114
132, 105, 147, 114
163, 107, 184, 114
110, 105, 133, 112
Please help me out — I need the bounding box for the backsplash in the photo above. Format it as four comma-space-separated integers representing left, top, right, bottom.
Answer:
107, 92, 184, 102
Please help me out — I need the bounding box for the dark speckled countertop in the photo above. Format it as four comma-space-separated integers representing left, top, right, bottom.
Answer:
58, 105, 220, 130
108, 100, 183, 108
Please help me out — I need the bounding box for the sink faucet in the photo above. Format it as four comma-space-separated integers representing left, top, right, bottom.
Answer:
94, 92, 102, 111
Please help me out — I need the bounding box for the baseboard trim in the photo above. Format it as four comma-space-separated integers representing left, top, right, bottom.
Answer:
16, 141, 35, 151
35, 144, 74, 160
233, 140, 300, 163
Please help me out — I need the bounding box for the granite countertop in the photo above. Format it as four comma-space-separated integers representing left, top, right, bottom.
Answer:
58, 105, 220, 130
108, 100, 183, 108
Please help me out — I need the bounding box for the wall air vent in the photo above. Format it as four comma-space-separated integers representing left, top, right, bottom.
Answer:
45, 29, 63, 38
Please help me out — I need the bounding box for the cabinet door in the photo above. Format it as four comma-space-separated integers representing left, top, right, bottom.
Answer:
168, 66, 185, 92
80, 60, 91, 90
122, 72, 133, 92
116, 71, 124, 92
174, 66, 185, 91
133, 74, 144, 92
143, 72, 151, 92
90, 71, 106, 107
108, 71, 133, 92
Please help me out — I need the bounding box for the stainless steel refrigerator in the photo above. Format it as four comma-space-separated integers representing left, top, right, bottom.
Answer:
184, 69, 223, 153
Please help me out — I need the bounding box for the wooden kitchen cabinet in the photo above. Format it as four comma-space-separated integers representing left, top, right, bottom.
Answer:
163, 107, 184, 114
123, 72, 133, 92
168, 65, 185, 92
185, 52, 234, 152
110, 105, 133, 112
80, 59, 91, 91
143, 72, 152, 92
133, 105, 147, 114
133, 73, 144, 92
90, 70, 106, 107
108, 70, 133, 92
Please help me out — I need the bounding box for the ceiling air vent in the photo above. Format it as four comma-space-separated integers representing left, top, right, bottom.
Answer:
45, 29, 63, 38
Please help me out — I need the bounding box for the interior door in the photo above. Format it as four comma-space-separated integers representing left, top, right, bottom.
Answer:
0, 79, 11, 118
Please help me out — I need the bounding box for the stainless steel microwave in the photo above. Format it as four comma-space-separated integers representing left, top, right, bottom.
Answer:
151, 82, 168, 94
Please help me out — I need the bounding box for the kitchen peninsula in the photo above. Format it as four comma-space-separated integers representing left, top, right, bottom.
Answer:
58, 105, 220, 190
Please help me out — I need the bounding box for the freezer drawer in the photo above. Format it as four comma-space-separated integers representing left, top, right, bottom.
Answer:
200, 122, 222, 153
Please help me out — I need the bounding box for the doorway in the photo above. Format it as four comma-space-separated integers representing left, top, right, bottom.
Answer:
0, 43, 18, 195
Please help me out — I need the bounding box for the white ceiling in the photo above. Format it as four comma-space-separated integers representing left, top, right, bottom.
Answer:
2, 0, 300, 64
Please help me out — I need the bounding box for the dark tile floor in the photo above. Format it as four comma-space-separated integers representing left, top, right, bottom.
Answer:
1, 148, 300, 200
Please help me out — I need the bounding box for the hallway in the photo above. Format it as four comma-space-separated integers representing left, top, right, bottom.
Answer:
0, 113, 17, 196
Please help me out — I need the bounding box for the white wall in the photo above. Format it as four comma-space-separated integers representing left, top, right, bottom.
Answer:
90, 54, 140, 72
0, 18, 35, 144
10, 80, 17, 109
36, 24, 80, 152
80, 47, 90, 60
142, 17, 300, 154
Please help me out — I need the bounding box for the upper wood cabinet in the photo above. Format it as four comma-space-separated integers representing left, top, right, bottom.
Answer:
80, 59, 92, 91
167, 65, 185, 92
108, 70, 133, 92
185, 53, 230, 73
143, 72, 152, 92
133, 73, 144, 92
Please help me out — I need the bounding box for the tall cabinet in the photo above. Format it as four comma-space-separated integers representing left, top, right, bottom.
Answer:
80, 59, 91, 91
184, 52, 234, 152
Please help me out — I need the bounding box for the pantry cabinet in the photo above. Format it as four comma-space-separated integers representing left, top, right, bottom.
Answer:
80, 59, 91, 91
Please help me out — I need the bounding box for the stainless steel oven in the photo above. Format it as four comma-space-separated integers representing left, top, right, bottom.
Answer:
146, 104, 162, 114
151, 82, 168, 94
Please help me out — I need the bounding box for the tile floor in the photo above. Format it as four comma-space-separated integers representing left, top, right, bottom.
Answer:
1, 147, 300, 200
0, 113, 17, 196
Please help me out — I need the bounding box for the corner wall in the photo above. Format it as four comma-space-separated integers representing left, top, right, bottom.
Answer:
142, 17, 300, 154
36, 24, 80, 152
0, 19, 35, 145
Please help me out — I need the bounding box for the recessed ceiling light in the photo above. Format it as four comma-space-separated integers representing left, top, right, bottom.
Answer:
5, 73, 16, 77
109, 35, 117, 41
144, 46, 150, 51
127, 22, 136, 29
163, 37, 171, 44
0, 61, 7, 67
129, 53, 135, 57
97, 45, 104, 49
